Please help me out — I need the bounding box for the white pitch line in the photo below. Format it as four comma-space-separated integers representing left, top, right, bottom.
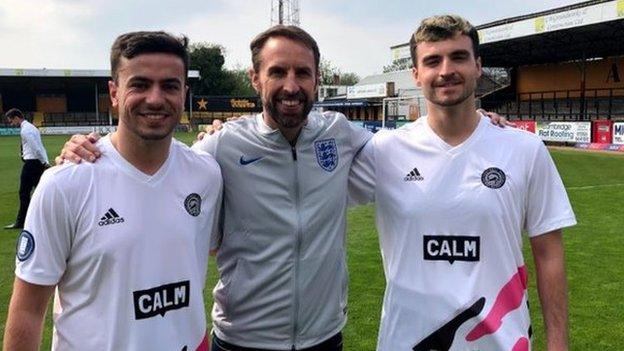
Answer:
567, 183, 624, 190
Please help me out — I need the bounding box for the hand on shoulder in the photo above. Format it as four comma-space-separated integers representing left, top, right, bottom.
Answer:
55, 132, 102, 165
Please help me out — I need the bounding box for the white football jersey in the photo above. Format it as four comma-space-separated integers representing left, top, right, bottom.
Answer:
351, 115, 576, 351
15, 135, 222, 351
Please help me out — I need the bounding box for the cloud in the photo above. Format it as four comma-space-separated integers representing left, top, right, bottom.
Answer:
304, 10, 406, 76
0, 0, 586, 76
170, 0, 271, 72
0, 0, 95, 68
173, 0, 410, 76
0, 0, 230, 69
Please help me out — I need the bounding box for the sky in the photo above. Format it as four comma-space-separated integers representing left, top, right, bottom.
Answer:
0, 0, 585, 77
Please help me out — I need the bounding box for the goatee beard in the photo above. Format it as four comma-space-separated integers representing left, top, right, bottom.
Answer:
266, 91, 314, 129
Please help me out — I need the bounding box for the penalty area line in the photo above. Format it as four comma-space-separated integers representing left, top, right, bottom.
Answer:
567, 183, 624, 191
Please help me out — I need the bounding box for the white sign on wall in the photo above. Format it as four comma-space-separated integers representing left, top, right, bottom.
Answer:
536, 121, 591, 142
479, 0, 621, 44
613, 122, 624, 145
347, 83, 388, 99
391, 45, 412, 62
390, 1, 623, 60
39, 125, 117, 135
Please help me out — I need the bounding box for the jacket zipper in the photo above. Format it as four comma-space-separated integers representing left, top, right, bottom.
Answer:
291, 145, 298, 161
290, 144, 302, 350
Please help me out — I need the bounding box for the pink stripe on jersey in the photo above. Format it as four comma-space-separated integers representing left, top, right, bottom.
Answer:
511, 337, 529, 351
196, 332, 209, 351
466, 266, 528, 341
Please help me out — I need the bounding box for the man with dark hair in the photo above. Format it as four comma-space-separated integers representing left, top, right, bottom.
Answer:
59, 24, 368, 351
110, 30, 190, 82
3, 31, 222, 351
249, 25, 321, 72
4, 108, 49, 230
350, 14, 575, 350
408, 14, 480, 69
57, 25, 507, 351
193, 25, 369, 351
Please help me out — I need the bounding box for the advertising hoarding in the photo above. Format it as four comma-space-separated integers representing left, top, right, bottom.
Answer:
536, 121, 591, 142
613, 122, 624, 145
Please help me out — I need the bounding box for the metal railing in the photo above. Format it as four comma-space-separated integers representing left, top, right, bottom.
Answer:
486, 88, 624, 120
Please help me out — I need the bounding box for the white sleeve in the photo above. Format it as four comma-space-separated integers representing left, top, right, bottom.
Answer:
15, 173, 73, 285
524, 142, 577, 237
191, 130, 219, 156
348, 138, 376, 206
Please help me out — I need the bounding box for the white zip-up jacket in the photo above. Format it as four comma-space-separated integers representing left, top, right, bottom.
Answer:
192, 111, 371, 350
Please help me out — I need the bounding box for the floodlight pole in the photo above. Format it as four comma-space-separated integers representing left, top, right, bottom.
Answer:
271, 0, 300, 26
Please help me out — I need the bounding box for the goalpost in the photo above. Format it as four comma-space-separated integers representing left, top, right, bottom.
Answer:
381, 95, 427, 128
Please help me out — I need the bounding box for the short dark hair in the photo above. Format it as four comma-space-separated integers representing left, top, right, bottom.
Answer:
250, 25, 320, 73
4, 108, 24, 120
110, 31, 189, 82
409, 15, 479, 67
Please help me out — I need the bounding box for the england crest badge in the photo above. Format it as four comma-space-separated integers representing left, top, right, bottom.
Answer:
314, 138, 338, 172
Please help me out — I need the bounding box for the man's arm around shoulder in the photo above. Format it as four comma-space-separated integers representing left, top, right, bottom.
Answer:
3, 278, 55, 351
530, 229, 568, 351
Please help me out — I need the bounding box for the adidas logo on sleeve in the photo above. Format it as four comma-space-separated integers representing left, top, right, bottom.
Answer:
98, 208, 125, 226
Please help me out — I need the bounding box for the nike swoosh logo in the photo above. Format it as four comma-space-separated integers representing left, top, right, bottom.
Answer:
239, 156, 263, 165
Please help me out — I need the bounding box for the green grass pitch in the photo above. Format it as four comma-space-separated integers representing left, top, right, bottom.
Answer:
0, 133, 622, 350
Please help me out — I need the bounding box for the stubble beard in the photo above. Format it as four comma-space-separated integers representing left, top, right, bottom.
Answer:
429, 88, 474, 107
427, 78, 477, 108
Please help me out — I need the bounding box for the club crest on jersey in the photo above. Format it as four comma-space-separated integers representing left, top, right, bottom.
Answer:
481, 167, 506, 189
314, 138, 338, 172
423, 235, 480, 264
133, 280, 190, 319
184, 193, 201, 217
16, 230, 35, 262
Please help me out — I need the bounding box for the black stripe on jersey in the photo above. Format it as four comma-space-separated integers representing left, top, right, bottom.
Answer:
412, 297, 486, 351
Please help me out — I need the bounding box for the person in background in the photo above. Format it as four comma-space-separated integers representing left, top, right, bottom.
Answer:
4, 108, 49, 230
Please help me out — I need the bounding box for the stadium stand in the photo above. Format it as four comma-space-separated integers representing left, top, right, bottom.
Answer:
0, 69, 199, 130
385, 0, 624, 122
476, 0, 624, 121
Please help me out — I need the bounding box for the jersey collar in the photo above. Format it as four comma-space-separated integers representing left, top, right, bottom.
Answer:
422, 113, 487, 156
255, 112, 320, 144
